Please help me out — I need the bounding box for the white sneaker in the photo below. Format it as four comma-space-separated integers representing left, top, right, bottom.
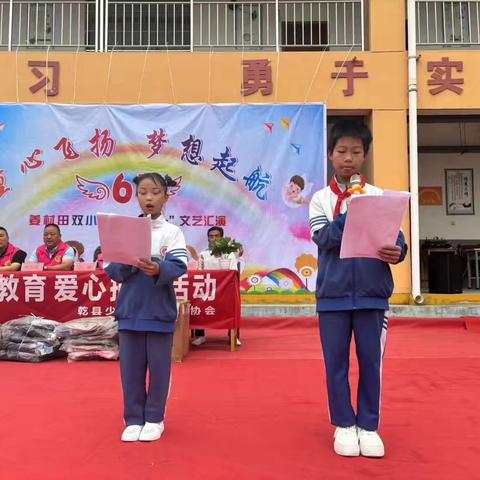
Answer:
139, 422, 165, 442
358, 428, 385, 457
333, 426, 360, 456
236, 338, 241, 346
121, 425, 143, 442
191, 336, 206, 346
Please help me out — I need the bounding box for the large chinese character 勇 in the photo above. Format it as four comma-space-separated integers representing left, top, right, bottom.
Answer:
241, 59, 273, 96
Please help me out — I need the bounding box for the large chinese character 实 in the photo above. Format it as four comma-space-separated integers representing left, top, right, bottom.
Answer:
54, 275, 78, 302
331, 58, 368, 97
82, 273, 106, 301
0, 169, 12, 198
21, 149, 44, 175
24, 274, 46, 302
0, 275, 20, 302
174, 274, 189, 302
243, 166, 272, 201
241, 59, 273, 96
211, 147, 238, 182
54, 137, 80, 161
147, 128, 168, 158
181, 135, 204, 165
28, 61, 60, 97
192, 273, 216, 301
89, 129, 116, 158
427, 57, 464, 95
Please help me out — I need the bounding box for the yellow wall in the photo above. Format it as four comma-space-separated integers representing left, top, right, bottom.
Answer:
369, 0, 406, 52
0, 51, 408, 108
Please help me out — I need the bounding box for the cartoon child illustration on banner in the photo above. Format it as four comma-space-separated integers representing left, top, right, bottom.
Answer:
282, 174, 312, 207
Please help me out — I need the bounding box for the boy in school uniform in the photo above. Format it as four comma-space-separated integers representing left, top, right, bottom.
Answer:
309, 119, 407, 458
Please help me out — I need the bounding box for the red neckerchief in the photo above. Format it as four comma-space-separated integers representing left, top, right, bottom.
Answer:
329, 175, 366, 219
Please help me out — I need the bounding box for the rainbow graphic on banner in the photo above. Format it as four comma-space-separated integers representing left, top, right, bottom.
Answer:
0, 104, 326, 302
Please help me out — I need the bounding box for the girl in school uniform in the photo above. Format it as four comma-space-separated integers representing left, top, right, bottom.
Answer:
105, 172, 188, 442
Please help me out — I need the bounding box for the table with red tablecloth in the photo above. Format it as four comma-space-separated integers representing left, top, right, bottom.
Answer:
0, 270, 241, 330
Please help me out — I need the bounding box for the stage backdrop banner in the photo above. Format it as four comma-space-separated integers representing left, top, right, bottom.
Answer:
0, 104, 326, 301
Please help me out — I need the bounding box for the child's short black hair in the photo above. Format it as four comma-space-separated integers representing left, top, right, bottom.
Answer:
0, 226, 8, 236
207, 227, 224, 237
328, 119, 372, 154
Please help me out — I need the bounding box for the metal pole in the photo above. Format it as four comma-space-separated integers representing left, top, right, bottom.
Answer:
8, 0, 13, 51
275, 0, 279, 52
190, 0, 194, 51
407, 0, 422, 303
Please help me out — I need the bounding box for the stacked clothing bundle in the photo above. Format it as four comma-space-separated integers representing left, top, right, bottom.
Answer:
0, 316, 60, 362
55, 316, 119, 362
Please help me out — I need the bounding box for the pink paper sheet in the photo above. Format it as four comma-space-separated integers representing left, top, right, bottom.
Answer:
340, 191, 410, 260
97, 213, 151, 266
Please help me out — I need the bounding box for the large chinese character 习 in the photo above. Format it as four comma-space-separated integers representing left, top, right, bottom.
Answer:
241, 59, 273, 97
147, 128, 168, 158
54, 137, 80, 161
427, 57, 464, 95
54, 275, 78, 303
243, 166, 272, 201
28, 60, 60, 96
181, 135, 204, 165
330, 58, 368, 97
0, 169, 12, 198
89, 129, 116, 158
211, 147, 238, 182
192, 273, 216, 301
21, 149, 44, 174
0, 275, 20, 302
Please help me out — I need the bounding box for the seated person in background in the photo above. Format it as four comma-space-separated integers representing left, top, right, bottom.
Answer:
198, 227, 239, 270
66, 240, 85, 262
192, 226, 241, 347
93, 246, 104, 269
0, 226, 27, 272
29, 223, 75, 271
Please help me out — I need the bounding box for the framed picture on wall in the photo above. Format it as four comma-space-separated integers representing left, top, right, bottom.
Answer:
445, 168, 474, 215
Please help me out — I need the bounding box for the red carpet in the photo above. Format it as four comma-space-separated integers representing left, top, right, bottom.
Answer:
1, 318, 479, 480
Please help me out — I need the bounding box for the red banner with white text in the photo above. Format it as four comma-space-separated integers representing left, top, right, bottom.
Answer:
0, 270, 240, 328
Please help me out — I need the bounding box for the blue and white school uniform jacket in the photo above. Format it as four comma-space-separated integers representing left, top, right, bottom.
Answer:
309, 181, 408, 312
105, 215, 188, 333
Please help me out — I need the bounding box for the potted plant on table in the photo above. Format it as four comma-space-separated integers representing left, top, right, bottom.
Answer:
209, 237, 243, 269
